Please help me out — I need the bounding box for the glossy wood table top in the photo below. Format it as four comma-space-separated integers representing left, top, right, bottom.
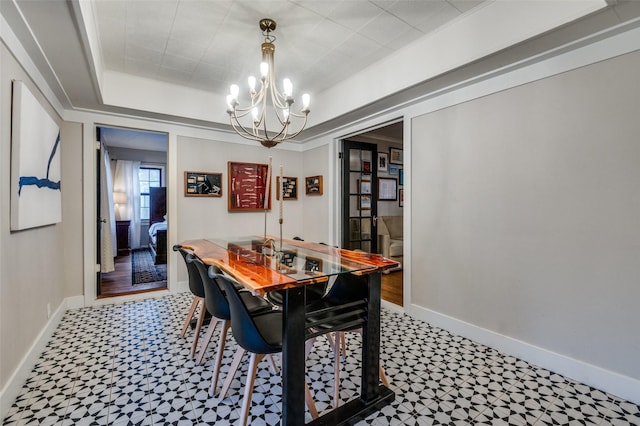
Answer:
178, 236, 399, 295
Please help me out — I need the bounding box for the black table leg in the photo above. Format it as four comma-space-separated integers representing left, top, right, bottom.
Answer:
306, 271, 394, 426
282, 286, 306, 425
362, 271, 382, 402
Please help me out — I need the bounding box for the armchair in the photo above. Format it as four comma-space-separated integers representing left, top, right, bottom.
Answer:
377, 215, 403, 271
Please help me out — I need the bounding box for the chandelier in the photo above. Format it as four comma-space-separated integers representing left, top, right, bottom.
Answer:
226, 19, 310, 148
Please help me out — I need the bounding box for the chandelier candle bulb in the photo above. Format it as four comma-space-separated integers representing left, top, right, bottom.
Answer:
302, 93, 310, 112
230, 84, 239, 100
248, 76, 256, 92
283, 78, 293, 98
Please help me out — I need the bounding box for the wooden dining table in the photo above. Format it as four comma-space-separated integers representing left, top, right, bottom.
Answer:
178, 236, 399, 425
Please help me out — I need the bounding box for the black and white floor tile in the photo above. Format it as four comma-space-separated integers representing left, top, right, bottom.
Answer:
3, 292, 639, 425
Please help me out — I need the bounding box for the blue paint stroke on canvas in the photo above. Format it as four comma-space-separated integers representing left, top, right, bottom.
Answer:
18, 131, 61, 195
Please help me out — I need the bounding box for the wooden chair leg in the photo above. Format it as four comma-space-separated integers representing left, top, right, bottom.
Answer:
238, 353, 265, 426
210, 321, 230, 396
340, 331, 347, 358
180, 297, 199, 337
196, 317, 221, 365
267, 354, 280, 374
217, 347, 246, 399
305, 382, 319, 419
190, 299, 207, 358
379, 365, 390, 387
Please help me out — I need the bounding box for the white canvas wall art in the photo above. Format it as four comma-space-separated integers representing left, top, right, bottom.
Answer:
10, 80, 62, 230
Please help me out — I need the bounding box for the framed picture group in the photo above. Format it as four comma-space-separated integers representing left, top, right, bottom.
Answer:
183, 164, 324, 209
377, 146, 404, 207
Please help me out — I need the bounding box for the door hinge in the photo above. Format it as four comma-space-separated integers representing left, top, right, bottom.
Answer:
338, 152, 343, 159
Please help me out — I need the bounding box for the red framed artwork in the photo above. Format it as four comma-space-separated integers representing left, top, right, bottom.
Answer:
228, 161, 271, 211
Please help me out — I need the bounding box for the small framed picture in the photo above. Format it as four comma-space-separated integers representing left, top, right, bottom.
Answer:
360, 194, 371, 210
377, 152, 388, 172
399, 168, 404, 185
378, 177, 397, 201
389, 164, 399, 176
362, 161, 371, 174
389, 147, 403, 165
184, 171, 222, 197
359, 179, 371, 195
399, 188, 404, 207
276, 176, 298, 200
305, 175, 323, 195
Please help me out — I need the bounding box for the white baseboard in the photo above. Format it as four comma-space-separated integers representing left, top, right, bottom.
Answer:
0, 298, 67, 420
407, 304, 640, 406
65, 295, 85, 310
381, 299, 405, 315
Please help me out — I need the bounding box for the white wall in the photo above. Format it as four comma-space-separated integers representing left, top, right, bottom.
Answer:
411, 51, 640, 382
302, 144, 332, 244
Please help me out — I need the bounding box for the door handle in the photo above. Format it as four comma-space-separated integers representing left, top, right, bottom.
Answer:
372, 215, 377, 226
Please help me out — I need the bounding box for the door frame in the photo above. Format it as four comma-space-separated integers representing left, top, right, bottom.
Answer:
83, 122, 176, 307
341, 139, 379, 253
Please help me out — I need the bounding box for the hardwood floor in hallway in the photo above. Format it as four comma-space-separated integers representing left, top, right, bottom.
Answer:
99, 254, 167, 298
381, 270, 403, 306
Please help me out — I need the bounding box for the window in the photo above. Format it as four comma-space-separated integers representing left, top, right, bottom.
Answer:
139, 167, 162, 220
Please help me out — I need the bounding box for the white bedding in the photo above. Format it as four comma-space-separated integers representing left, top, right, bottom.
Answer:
148, 221, 167, 245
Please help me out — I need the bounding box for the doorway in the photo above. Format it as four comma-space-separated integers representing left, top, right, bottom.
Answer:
97, 126, 168, 297
341, 121, 404, 306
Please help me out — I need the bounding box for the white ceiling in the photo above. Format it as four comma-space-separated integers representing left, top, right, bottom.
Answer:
92, 0, 485, 97
4, 0, 629, 147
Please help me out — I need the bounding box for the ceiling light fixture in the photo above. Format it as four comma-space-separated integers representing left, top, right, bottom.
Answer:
226, 19, 310, 148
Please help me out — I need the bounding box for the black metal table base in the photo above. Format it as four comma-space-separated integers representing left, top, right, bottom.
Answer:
282, 272, 391, 425
307, 385, 394, 425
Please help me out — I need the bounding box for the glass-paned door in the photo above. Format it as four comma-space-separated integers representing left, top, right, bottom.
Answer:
342, 140, 377, 253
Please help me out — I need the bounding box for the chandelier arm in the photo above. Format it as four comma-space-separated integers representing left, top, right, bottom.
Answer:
230, 113, 263, 142
276, 113, 308, 142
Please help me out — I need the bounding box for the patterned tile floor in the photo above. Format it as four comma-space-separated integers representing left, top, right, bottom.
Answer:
3, 292, 639, 425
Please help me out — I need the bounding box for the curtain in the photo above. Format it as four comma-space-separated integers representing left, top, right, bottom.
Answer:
99, 143, 116, 272
113, 160, 141, 249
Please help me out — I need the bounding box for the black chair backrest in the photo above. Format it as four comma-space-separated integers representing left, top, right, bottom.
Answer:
190, 256, 230, 320
175, 246, 205, 298
323, 273, 369, 305
215, 273, 282, 355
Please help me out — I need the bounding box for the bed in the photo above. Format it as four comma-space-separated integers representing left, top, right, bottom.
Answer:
148, 187, 167, 265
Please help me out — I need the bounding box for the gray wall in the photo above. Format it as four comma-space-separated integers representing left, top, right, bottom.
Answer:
411, 51, 640, 379
0, 43, 69, 389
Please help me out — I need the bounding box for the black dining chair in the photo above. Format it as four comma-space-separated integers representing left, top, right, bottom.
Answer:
305, 273, 390, 408
215, 273, 319, 426
189, 255, 273, 394
173, 245, 208, 359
